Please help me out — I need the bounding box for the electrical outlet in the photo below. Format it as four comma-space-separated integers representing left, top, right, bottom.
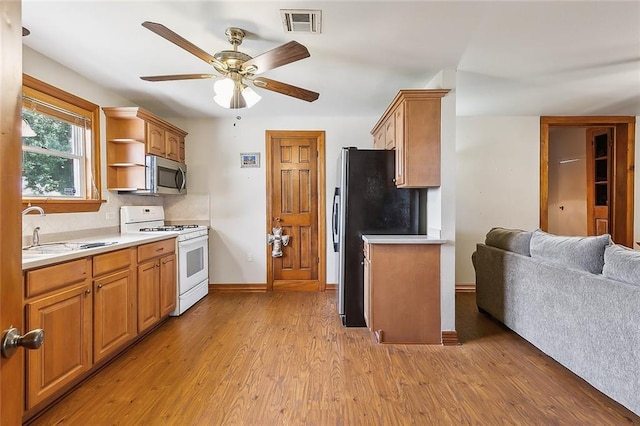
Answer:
106, 212, 116, 220
247, 252, 253, 262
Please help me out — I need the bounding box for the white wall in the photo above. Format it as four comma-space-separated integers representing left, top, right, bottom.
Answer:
425, 70, 456, 332
456, 116, 640, 285
183, 116, 376, 285
455, 116, 541, 285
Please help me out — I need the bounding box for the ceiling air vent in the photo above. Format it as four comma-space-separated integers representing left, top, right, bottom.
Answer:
280, 9, 322, 34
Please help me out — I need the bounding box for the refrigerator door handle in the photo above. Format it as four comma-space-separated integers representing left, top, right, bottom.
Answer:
332, 187, 340, 252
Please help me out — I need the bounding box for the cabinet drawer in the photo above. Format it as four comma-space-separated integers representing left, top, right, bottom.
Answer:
26, 258, 91, 298
137, 239, 175, 263
93, 248, 134, 277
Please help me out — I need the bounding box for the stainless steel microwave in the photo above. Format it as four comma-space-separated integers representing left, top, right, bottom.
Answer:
123, 155, 186, 195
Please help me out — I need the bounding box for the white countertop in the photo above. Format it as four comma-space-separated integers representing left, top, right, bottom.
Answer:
361, 234, 447, 244
22, 233, 179, 270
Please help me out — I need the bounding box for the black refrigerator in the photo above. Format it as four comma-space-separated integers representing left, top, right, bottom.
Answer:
332, 147, 420, 327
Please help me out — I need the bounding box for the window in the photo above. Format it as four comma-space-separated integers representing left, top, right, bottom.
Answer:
22, 75, 103, 213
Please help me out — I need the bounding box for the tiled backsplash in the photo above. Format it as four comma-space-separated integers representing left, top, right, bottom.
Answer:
164, 193, 210, 221
21, 192, 163, 246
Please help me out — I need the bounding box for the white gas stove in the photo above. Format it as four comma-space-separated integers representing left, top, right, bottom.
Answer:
120, 206, 209, 316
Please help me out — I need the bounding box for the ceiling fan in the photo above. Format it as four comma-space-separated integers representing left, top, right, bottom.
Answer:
140, 21, 319, 109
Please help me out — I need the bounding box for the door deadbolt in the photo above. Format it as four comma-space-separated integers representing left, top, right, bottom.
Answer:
1, 327, 44, 359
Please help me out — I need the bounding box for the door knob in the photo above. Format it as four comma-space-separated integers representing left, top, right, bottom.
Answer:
1, 327, 44, 359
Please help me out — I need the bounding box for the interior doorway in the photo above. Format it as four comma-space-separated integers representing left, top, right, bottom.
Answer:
547, 126, 588, 236
265, 130, 326, 291
540, 116, 635, 247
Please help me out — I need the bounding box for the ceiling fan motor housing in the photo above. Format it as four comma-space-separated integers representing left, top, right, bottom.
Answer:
213, 50, 253, 74
225, 27, 245, 47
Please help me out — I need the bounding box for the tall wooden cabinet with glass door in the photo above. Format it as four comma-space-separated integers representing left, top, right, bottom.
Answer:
586, 128, 612, 236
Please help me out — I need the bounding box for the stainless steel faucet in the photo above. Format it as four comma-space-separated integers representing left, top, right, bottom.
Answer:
22, 206, 45, 247
22, 206, 45, 216
32, 227, 41, 247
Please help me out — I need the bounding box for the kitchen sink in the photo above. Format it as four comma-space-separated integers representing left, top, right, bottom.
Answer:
22, 241, 117, 255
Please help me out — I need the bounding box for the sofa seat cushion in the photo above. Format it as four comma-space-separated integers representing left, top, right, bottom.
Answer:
530, 230, 611, 274
485, 227, 533, 256
602, 244, 640, 286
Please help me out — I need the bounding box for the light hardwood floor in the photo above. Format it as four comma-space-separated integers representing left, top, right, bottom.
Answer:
28, 292, 639, 425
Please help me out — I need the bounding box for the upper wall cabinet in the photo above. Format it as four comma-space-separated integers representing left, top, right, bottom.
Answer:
102, 107, 187, 191
371, 90, 449, 188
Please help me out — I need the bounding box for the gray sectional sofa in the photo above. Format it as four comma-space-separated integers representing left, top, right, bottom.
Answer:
473, 228, 640, 415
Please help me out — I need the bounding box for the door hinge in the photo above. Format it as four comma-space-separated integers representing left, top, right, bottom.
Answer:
317, 257, 320, 264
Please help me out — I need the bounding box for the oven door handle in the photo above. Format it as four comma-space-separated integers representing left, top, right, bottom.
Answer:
177, 234, 209, 248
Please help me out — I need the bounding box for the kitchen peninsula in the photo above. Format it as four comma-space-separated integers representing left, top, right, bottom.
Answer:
362, 234, 446, 344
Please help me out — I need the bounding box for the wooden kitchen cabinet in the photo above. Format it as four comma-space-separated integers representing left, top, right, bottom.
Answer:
384, 114, 395, 149
137, 239, 176, 333
363, 241, 441, 344
373, 115, 396, 150
21, 237, 178, 421
373, 126, 386, 150
92, 248, 137, 363
103, 107, 188, 191
146, 122, 166, 157
137, 259, 160, 333
24, 259, 92, 409
371, 90, 449, 187
363, 243, 371, 327
159, 253, 177, 317
165, 130, 182, 162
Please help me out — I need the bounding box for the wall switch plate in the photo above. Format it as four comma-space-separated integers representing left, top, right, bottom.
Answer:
106, 212, 116, 220
247, 252, 253, 262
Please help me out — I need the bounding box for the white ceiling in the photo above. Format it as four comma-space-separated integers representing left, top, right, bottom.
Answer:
22, 1, 640, 119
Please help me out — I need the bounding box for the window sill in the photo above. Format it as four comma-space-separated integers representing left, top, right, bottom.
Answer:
22, 199, 105, 214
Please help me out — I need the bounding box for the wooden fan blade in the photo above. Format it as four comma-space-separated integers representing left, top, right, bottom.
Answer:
242, 41, 310, 75
253, 77, 319, 102
141, 74, 216, 82
142, 21, 223, 68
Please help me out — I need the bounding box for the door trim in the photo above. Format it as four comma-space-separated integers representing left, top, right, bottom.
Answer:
540, 116, 635, 246
265, 130, 326, 291
1, 1, 27, 423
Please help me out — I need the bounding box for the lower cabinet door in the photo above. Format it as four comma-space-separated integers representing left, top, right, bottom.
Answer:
25, 284, 92, 409
137, 260, 160, 333
93, 269, 137, 363
159, 253, 177, 317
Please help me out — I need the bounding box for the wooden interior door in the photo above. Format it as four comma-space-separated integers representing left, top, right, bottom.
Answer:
1, 1, 27, 423
586, 127, 613, 235
266, 131, 326, 291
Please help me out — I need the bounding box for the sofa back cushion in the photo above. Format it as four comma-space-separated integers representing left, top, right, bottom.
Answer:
602, 244, 640, 285
530, 230, 611, 274
485, 227, 533, 256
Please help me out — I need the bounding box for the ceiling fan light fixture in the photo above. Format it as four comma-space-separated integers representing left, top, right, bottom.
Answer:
214, 77, 234, 98
213, 76, 261, 109
242, 86, 261, 108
